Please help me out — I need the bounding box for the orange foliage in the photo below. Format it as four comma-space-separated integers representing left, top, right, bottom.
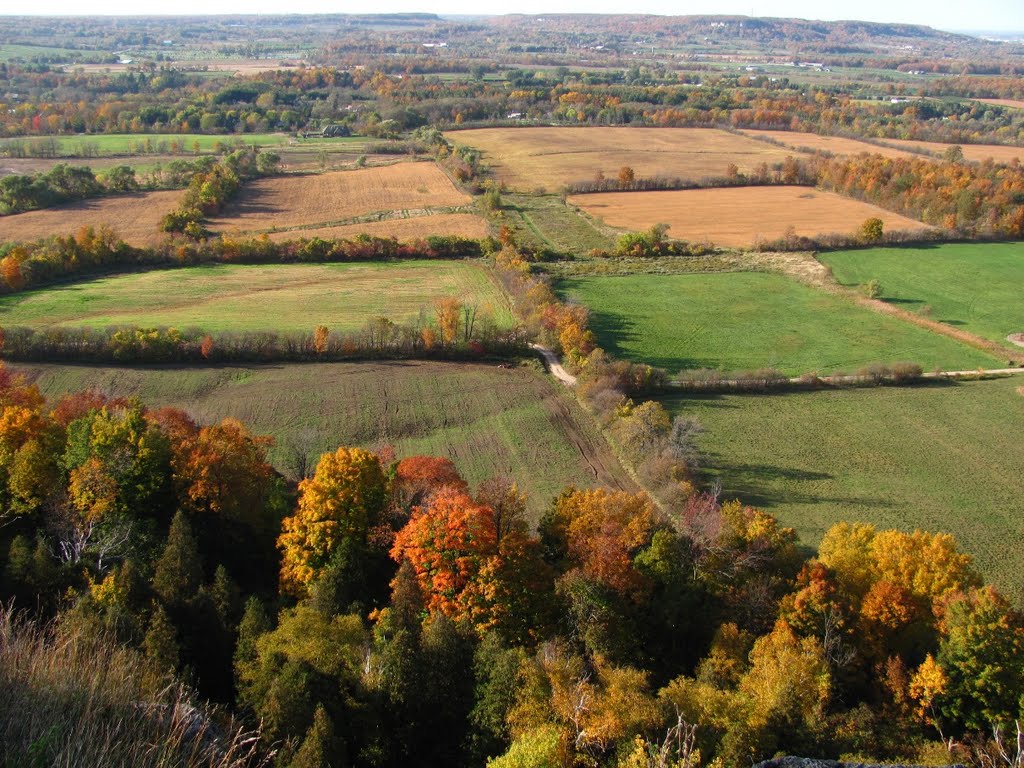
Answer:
550, 488, 657, 599
390, 486, 501, 630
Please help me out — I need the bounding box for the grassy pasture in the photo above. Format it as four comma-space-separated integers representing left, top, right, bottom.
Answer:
567, 186, 930, 248
445, 127, 794, 192
0, 189, 185, 246
558, 272, 999, 375
208, 163, 472, 236
499, 193, 615, 255
14, 361, 634, 521
821, 243, 1024, 350
661, 377, 1024, 601
740, 129, 919, 159
0, 261, 513, 334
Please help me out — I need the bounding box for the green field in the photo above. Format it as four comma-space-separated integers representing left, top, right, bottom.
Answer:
0, 133, 291, 158
0, 261, 514, 333
662, 376, 1024, 601
15, 361, 633, 520
821, 242, 1024, 349
558, 272, 999, 375
501, 193, 615, 256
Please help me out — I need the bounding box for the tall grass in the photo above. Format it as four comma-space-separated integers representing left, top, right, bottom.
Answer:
0, 605, 268, 768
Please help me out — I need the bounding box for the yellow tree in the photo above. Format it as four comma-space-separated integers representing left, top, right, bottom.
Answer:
434, 297, 463, 345
278, 447, 387, 596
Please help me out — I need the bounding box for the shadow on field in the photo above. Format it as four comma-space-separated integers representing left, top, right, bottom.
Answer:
701, 458, 889, 511
585, 308, 704, 371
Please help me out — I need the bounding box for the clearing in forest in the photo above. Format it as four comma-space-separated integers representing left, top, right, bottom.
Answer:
568, 186, 930, 247
662, 376, 1024, 602
0, 261, 513, 333
208, 162, 474, 237
0, 189, 185, 246
15, 360, 635, 521
740, 129, 920, 159
444, 127, 793, 192
820, 242, 1024, 351
558, 271, 999, 375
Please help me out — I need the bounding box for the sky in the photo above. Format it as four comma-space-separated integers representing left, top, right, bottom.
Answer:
10, 0, 1024, 34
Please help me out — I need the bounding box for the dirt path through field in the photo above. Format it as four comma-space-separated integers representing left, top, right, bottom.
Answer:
530, 344, 577, 386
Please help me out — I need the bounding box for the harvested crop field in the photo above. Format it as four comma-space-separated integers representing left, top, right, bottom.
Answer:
662, 376, 1024, 602
265, 213, 490, 242
568, 186, 930, 247
880, 138, 1024, 164
0, 261, 514, 333
444, 127, 793, 192
14, 360, 635, 521
740, 129, 918, 159
558, 272, 998, 375
208, 163, 471, 235
0, 189, 184, 246
974, 98, 1024, 110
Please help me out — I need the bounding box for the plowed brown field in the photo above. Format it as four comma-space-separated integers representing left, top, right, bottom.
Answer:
0, 189, 184, 246
569, 186, 931, 247
444, 127, 793, 192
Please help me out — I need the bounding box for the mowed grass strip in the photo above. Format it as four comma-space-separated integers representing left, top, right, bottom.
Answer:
0, 261, 514, 333
558, 272, 999, 375
15, 361, 635, 521
264, 213, 490, 242
661, 377, 1024, 601
445, 127, 794, 192
820, 242, 1024, 349
208, 163, 471, 235
0, 189, 185, 246
568, 186, 931, 248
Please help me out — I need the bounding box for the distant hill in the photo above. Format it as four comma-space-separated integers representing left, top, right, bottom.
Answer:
478, 14, 996, 56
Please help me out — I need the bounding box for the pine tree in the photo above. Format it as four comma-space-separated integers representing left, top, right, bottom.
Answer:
209, 564, 242, 632
152, 510, 202, 606
144, 602, 180, 674
290, 704, 342, 768
234, 596, 272, 705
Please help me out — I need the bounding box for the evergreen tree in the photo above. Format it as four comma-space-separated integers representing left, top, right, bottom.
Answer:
290, 704, 343, 768
152, 510, 202, 606
144, 602, 180, 674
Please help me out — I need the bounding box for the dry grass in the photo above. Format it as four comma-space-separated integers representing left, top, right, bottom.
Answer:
265, 212, 490, 242
0, 189, 184, 246
740, 129, 919, 160
0, 606, 266, 767
445, 127, 793, 192
568, 186, 930, 247
208, 163, 471, 235
881, 138, 1024, 164
975, 98, 1024, 110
